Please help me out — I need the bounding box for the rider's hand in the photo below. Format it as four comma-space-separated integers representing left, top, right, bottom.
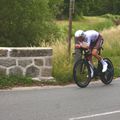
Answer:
75, 44, 81, 48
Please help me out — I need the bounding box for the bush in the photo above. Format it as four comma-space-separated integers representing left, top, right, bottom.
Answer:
48, 0, 64, 19
102, 14, 120, 25
93, 19, 114, 31
0, 0, 59, 47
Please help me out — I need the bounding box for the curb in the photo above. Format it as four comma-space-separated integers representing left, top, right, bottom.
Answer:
0, 84, 76, 92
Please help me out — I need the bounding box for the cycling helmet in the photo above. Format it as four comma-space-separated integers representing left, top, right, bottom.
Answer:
75, 30, 84, 37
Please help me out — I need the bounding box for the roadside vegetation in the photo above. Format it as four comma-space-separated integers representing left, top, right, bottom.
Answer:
56, 16, 114, 37
0, 1, 120, 88
0, 75, 59, 89
0, 16, 120, 89
101, 26, 120, 77
52, 16, 120, 83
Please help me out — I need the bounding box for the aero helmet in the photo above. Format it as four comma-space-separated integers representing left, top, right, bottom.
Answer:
75, 30, 84, 37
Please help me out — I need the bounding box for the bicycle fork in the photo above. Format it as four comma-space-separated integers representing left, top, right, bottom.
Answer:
88, 61, 94, 78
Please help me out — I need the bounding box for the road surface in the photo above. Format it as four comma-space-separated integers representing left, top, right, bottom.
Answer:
0, 78, 120, 120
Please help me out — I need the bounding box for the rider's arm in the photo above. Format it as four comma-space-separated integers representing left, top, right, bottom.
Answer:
80, 42, 89, 49
75, 42, 89, 49
80, 37, 91, 49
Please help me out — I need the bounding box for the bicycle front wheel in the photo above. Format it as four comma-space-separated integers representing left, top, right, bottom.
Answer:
73, 59, 91, 88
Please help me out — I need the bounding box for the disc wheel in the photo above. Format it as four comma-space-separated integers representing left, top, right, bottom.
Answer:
100, 58, 114, 85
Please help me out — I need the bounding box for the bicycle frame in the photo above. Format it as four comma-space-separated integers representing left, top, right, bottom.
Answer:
73, 48, 114, 88
80, 48, 103, 78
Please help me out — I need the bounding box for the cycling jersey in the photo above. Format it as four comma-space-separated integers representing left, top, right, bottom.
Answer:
83, 30, 99, 46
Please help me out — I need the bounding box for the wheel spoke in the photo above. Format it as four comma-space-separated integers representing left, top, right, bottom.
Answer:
73, 60, 91, 88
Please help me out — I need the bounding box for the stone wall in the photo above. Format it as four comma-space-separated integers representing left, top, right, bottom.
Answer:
0, 47, 53, 81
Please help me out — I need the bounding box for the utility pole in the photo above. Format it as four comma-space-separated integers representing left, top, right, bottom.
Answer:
68, 0, 75, 60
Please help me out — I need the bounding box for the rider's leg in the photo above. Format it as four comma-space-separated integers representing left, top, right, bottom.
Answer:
92, 35, 108, 72
92, 48, 108, 72
92, 49, 102, 61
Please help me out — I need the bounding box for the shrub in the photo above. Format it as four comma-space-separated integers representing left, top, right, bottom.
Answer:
93, 19, 114, 31
48, 0, 64, 19
0, 0, 59, 47
102, 14, 120, 26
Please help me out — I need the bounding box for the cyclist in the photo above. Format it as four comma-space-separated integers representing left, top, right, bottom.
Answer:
74, 30, 108, 74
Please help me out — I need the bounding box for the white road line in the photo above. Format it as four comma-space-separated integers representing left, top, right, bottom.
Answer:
69, 110, 120, 120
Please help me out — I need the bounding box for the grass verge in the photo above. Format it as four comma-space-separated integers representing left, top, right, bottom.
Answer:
52, 26, 120, 83
0, 75, 61, 89
0, 16, 119, 89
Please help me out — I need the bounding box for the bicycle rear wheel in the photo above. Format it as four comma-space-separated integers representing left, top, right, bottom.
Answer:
100, 58, 114, 85
73, 59, 91, 88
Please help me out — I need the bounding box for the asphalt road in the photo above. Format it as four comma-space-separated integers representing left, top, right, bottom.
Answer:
0, 78, 120, 120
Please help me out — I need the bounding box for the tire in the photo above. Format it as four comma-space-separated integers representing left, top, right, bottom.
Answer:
100, 58, 114, 85
73, 59, 91, 88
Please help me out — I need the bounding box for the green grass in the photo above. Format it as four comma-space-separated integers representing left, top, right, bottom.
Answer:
0, 75, 59, 89
56, 16, 114, 38
101, 26, 120, 78
110, 57, 120, 77
72, 16, 114, 32
52, 17, 120, 83
51, 40, 74, 83
0, 75, 33, 89
0, 16, 119, 89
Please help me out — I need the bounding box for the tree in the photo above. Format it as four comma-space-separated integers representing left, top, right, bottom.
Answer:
48, 0, 64, 19
60, 0, 120, 19
0, 0, 59, 47
112, 0, 120, 14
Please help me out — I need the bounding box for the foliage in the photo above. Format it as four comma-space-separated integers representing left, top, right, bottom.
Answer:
0, 0, 60, 47
48, 0, 64, 19
102, 14, 120, 25
51, 40, 73, 83
58, 0, 120, 19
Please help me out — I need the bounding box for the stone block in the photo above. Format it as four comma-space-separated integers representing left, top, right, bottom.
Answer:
0, 50, 8, 57
9, 66, 23, 75
41, 67, 52, 77
10, 48, 52, 57
18, 59, 32, 67
40, 77, 55, 81
0, 47, 53, 81
45, 57, 52, 66
34, 59, 44, 66
0, 59, 16, 67
26, 65, 40, 77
